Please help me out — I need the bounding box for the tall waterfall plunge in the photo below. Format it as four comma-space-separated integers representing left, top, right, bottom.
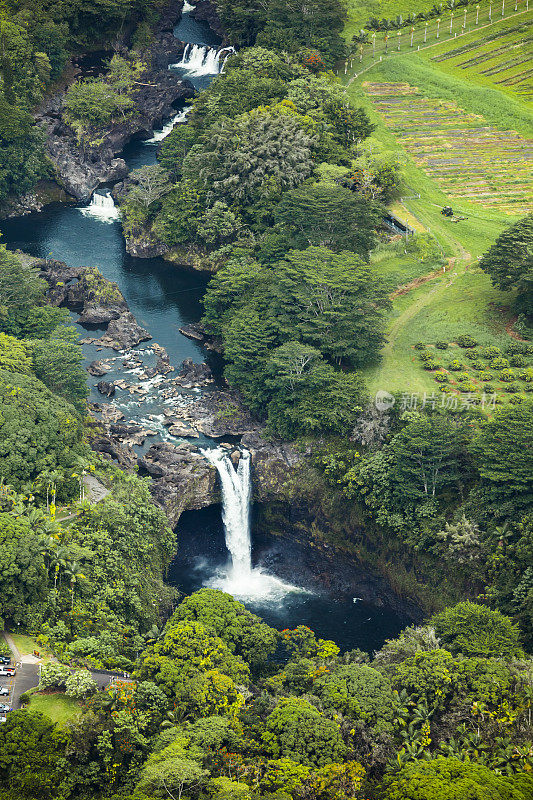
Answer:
202, 448, 300, 603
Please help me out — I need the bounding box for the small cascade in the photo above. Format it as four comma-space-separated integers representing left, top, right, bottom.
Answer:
80, 191, 120, 222
202, 447, 300, 602
182, 0, 195, 10
145, 107, 190, 144
171, 44, 236, 76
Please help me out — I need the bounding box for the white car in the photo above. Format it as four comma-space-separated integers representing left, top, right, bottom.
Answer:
0, 668, 15, 677
0, 687, 9, 697
0, 703, 11, 712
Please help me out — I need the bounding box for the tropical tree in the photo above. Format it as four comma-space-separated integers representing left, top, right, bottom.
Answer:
379, 756, 530, 799
430, 602, 524, 659
267, 246, 389, 366
389, 413, 472, 501
65, 669, 97, 698
128, 165, 171, 208
472, 401, 533, 512
274, 185, 382, 255
478, 214, 533, 316
263, 697, 346, 767
182, 110, 317, 205
62, 560, 86, 609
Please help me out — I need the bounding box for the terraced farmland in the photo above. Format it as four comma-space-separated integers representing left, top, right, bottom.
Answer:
363, 81, 533, 213
431, 19, 533, 100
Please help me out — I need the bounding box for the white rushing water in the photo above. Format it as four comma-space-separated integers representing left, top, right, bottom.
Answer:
80, 191, 120, 222
171, 44, 235, 76
145, 107, 191, 144
202, 448, 300, 602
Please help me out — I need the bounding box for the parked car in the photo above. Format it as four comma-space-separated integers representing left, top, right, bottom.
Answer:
0, 656, 11, 665
0, 704, 11, 712
0, 687, 9, 697
0, 668, 15, 677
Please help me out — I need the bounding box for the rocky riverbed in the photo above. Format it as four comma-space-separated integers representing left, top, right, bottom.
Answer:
34, 255, 308, 528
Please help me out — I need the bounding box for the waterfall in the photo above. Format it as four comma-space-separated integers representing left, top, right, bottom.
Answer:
201, 447, 300, 602
171, 44, 236, 76
80, 191, 120, 222
182, 0, 195, 10
145, 107, 190, 144
203, 448, 252, 576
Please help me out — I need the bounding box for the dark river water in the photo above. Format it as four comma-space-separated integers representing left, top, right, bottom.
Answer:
0, 8, 407, 652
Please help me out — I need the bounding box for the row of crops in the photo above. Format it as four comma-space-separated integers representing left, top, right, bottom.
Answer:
431, 18, 533, 98
363, 81, 533, 213
412, 339, 533, 404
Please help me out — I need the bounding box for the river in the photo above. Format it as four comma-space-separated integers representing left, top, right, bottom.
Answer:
0, 5, 407, 653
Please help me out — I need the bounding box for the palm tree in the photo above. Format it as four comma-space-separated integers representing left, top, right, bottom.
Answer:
34, 469, 63, 514
48, 544, 71, 590
70, 456, 91, 503
62, 560, 86, 610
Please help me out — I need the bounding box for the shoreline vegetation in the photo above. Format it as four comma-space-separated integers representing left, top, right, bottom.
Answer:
0, 0, 532, 796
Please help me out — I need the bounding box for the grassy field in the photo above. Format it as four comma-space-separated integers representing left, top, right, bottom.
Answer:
28, 692, 81, 724
10, 634, 51, 659
347, 80, 518, 256
343, 10, 531, 403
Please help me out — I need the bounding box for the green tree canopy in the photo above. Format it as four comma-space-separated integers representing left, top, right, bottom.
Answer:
0, 711, 69, 799
379, 756, 528, 800
182, 110, 317, 205
172, 589, 279, 670
0, 513, 47, 624
472, 401, 533, 512
257, 0, 347, 66
274, 185, 382, 256
315, 663, 397, 733
136, 619, 250, 699
263, 697, 346, 767
0, 244, 45, 327
389, 413, 472, 502
268, 246, 389, 366
0, 369, 84, 487
431, 602, 524, 659
478, 214, 533, 316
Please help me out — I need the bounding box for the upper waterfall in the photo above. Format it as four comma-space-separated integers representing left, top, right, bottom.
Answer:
171, 44, 235, 77
201, 447, 300, 602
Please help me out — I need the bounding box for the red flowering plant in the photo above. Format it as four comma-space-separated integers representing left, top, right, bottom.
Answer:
299, 49, 326, 73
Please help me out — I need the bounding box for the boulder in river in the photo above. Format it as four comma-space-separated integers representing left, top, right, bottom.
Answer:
187, 390, 261, 438
97, 381, 116, 397
168, 423, 200, 439
88, 360, 111, 376
100, 404, 125, 424
99, 312, 152, 350
90, 434, 136, 469
174, 358, 213, 388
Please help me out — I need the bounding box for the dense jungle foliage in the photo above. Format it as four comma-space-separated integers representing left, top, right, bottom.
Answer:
0, 0, 532, 797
